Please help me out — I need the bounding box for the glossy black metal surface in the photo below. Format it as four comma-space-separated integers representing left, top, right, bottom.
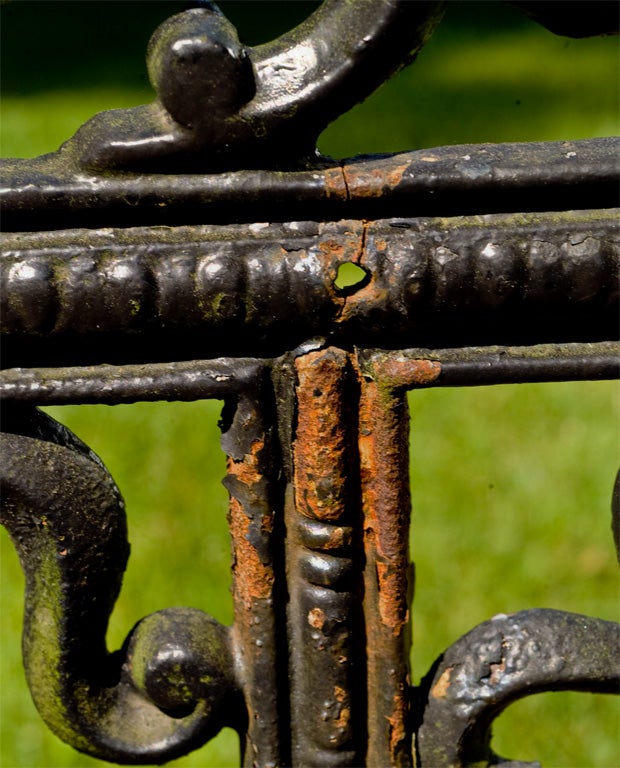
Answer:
2, 209, 618, 367
414, 609, 620, 767
2, 138, 617, 231
29, 0, 444, 174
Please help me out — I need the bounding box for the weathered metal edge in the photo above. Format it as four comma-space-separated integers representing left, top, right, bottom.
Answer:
1, 341, 617, 405
1, 138, 617, 230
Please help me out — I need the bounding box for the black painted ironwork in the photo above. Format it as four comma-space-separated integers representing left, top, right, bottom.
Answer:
1, 1, 618, 766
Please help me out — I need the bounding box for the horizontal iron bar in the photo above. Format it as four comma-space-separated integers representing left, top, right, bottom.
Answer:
431, 347, 620, 386
0, 358, 264, 405
1, 342, 617, 405
2, 209, 617, 367
1, 138, 617, 231
359, 341, 620, 389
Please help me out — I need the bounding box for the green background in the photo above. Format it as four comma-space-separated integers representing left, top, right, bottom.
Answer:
1, 2, 619, 766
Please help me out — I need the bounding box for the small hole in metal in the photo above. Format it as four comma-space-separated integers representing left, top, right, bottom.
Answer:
334, 262, 368, 293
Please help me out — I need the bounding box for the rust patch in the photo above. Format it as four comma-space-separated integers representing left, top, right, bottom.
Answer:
371, 356, 442, 390
386, 691, 408, 760
226, 439, 273, 608
338, 282, 390, 323
357, 364, 413, 765
314, 225, 365, 305
319, 239, 345, 255
324, 526, 350, 550
431, 667, 453, 699
376, 561, 409, 630
324, 166, 348, 200
228, 438, 264, 485
343, 159, 409, 198
333, 685, 351, 730
228, 496, 273, 607
308, 607, 327, 630
358, 376, 411, 636
293, 349, 350, 523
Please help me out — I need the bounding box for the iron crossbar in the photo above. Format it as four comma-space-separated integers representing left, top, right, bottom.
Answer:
1, 1, 619, 766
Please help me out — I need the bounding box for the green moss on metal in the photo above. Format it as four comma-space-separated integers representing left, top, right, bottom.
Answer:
24, 532, 93, 753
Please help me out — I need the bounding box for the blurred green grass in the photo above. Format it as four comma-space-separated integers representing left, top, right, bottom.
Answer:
1, 2, 619, 766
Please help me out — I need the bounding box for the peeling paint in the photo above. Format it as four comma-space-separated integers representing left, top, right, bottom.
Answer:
333, 685, 351, 730
228, 494, 273, 606
488, 659, 506, 684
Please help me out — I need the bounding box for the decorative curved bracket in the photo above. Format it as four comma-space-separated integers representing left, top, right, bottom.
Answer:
0, 406, 242, 764
64, 0, 446, 172
414, 608, 620, 767
56, 0, 619, 173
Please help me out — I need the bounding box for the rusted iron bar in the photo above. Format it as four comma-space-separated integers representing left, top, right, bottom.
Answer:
1, 369, 286, 767
339, 210, 618, 349
356, 341, 620, 390
286, 348, 365, 767
222, 383, 285, 768
355, 358, 426, 767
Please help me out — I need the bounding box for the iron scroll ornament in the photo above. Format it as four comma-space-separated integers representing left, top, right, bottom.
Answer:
2, 358, 620, 766
1, 0, 619, 766
60, 0, 446, 172
30, 0, 618, 174
0, 406, 242, 764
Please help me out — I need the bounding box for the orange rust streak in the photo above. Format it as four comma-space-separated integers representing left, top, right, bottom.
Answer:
324, 166, 348, 200
358, 367, 413, 766
375, 562, 410, 631
293, 349, 349, 523
228, 496, 273, 607
359, 379, 411, 635
227, 441, 274, 608
387, 692, 408, 758
343, 160, 409, 198
377, 357, 442, 389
